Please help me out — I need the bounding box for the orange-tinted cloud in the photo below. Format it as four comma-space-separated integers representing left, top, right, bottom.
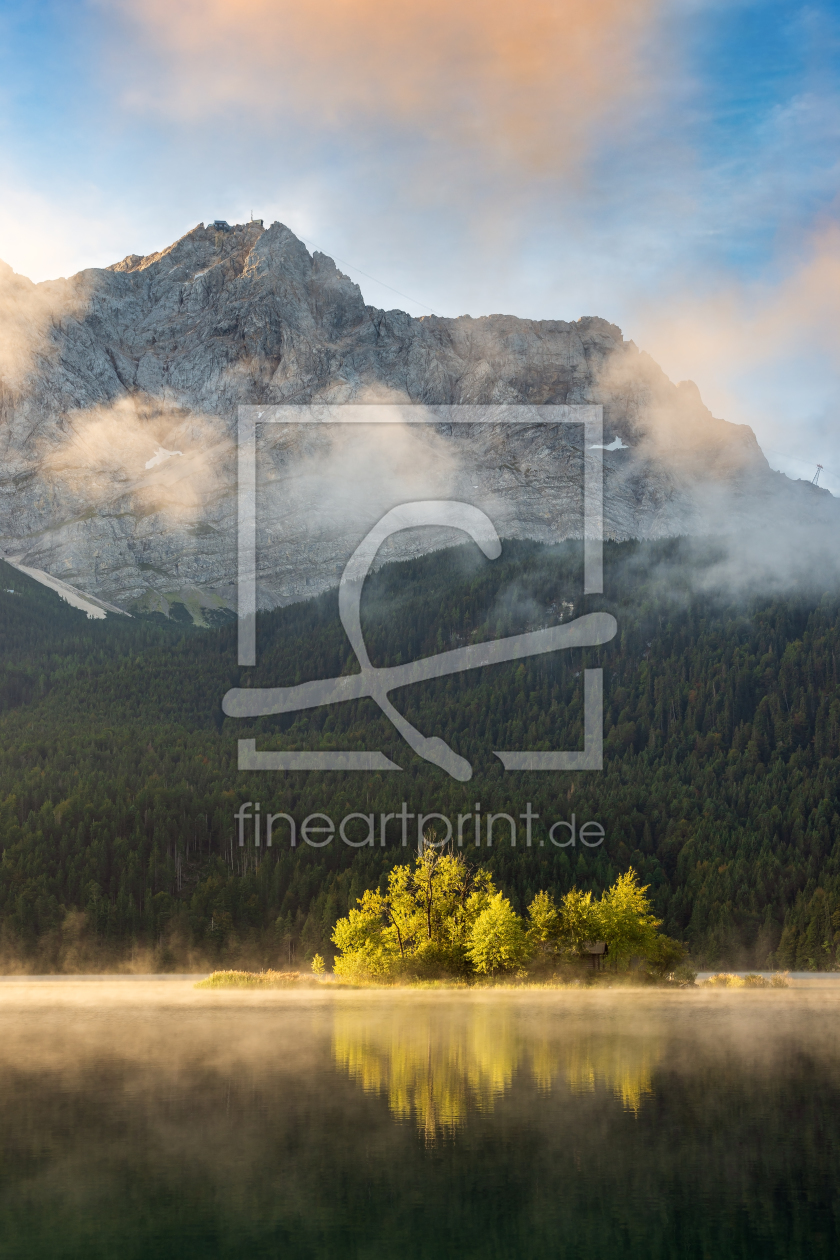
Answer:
110, 0, 665, 173
635, 221, 840, 421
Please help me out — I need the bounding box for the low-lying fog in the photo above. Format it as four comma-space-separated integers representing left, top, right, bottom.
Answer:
0, 985, 838, 1256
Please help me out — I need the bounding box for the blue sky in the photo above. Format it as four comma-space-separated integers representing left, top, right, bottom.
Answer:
1, 0, 838, 490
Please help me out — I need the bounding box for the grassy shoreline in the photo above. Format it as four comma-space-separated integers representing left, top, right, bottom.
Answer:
195, 969, 791, 991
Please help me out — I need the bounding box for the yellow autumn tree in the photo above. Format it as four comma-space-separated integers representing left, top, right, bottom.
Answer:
332, 844, 496, 981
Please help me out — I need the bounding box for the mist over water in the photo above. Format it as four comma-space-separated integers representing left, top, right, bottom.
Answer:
1, 984, 839, 1258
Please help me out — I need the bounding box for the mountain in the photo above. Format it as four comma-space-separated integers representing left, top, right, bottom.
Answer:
0, 220, 835, 619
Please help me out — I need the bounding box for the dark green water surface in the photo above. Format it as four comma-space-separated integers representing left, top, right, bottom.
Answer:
0, 984, 838, 1258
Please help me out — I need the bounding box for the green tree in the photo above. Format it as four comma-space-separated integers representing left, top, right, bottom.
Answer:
332, 847, 496, 979
331, 893, 398, 980
557, 888, 601, 955
595, 869, 662, 966
466, 892, 531, 975
645, 933, 686, 976
527, 889, 561, 963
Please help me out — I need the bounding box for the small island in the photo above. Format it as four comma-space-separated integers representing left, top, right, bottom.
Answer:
199, 837, 699, 988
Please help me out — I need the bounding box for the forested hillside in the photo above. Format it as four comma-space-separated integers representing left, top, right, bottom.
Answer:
1, 539, 839, 972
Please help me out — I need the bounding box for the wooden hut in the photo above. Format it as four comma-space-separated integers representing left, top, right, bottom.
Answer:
583, 941, 608, 970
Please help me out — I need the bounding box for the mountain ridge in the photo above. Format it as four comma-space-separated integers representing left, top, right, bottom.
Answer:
0, 220, 834, 619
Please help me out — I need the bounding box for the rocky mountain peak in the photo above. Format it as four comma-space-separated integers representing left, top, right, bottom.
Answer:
0, 224, 834, 620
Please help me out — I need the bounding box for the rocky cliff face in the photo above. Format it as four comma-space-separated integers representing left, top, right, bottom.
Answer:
0, 221, 834, 619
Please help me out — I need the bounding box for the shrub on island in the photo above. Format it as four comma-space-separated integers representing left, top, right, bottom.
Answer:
196, 969, 317, 988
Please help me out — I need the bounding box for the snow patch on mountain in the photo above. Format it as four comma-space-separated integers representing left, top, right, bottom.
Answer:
2, 561, 129, 620
145, 446, 184, 470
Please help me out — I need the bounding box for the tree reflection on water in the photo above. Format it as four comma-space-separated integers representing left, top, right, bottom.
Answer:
333, 1003, 659, 1138
0, 985, 839, 1258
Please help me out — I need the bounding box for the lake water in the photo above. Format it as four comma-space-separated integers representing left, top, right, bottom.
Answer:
1, 981, 839, 1258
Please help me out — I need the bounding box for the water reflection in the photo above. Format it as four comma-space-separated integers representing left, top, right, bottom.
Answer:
333, 1003, 660, 1137
0, 984, 838, 1259
559, 1036, 656, 1111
